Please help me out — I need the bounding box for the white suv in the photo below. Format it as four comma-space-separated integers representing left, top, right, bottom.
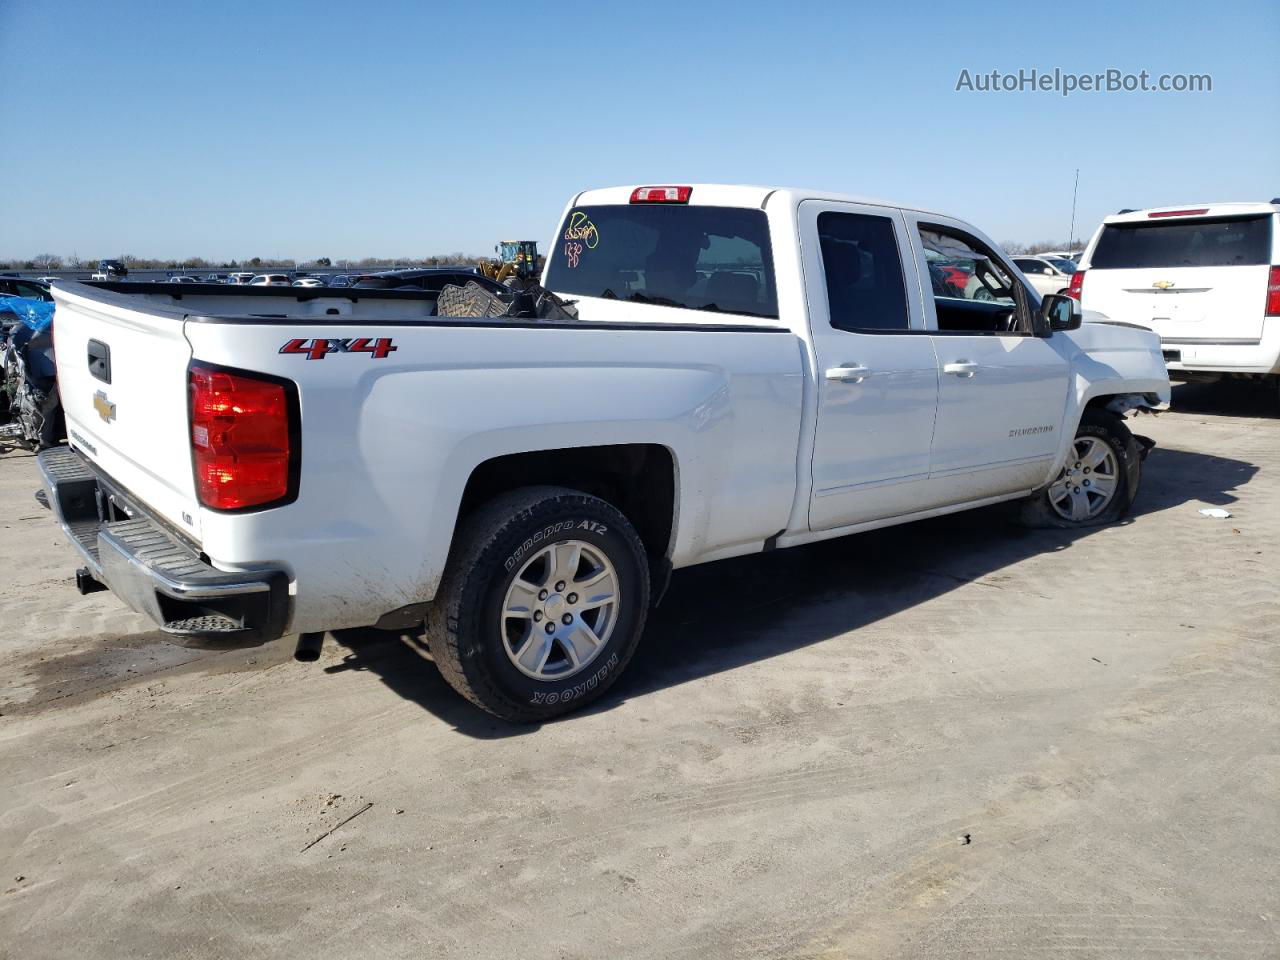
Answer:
1074, 201, 1280, 392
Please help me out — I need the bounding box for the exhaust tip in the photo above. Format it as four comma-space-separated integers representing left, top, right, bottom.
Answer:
294, 632, 325, 662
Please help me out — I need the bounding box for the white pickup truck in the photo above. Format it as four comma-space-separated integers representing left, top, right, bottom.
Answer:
38, 184, 1170, 720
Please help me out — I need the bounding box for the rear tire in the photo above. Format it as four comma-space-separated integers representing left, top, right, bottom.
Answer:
1018, 409, 1141, 529
426, 486, 649, 722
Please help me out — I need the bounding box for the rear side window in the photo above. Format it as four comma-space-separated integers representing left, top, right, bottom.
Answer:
1091, 215, 1271, 269
14, 281, 49, 299
817, 211, 910, 332
545, 205, 778, 319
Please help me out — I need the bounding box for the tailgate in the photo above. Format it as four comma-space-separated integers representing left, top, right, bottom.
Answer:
52, 283, 201, 540
1083, 213, 1272, 343
1083, 265, 1269, 342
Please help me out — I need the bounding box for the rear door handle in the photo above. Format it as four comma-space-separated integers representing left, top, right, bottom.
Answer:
943, 361, 978, 378
825, 363, 871, 383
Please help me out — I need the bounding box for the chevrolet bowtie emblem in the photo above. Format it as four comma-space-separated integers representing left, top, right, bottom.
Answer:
93, 390, 116, 423
1152, 280, 1175, 289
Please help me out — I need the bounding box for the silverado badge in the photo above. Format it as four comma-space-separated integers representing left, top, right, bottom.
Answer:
93, 390, 117, 423
1152, 280, 1175, 289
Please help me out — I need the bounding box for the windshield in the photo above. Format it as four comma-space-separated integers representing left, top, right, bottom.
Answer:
1091, 215, 1271, 269
545, 204, 778, 319
1047, 258, 1077, 274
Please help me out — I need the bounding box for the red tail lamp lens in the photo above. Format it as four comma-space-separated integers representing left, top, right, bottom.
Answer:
1067, 269, 1085, 302
189, 364, 294, 510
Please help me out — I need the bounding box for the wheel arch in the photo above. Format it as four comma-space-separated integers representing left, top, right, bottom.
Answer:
1081, 391, 1162, 417
456, 443, 678, 568
1043, 390, 1159, 488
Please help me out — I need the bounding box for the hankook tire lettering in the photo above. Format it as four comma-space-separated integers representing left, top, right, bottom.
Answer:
530, 652, 619, 704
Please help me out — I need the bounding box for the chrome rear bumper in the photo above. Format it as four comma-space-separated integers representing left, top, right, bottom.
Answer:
36, 446, 290, 646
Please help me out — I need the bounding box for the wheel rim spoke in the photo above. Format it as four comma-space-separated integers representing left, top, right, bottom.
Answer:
514, 632, 554, 674
1069, 487, 1091, 520
1082, 439, 1110, 469
560, 622, 601, 667
538, 545, 558, 586
549, 541, 581, 585
579, 572, 617, 609
504, 581, 539, 618
1089, 474, 1117, 497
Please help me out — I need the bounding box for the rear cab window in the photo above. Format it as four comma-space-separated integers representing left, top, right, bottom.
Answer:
817, 211, 910, 332
545, 204, 778, 319
1091, 216, 1272, 269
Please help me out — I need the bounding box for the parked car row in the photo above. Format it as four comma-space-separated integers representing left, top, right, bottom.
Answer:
151, 267, 486, 290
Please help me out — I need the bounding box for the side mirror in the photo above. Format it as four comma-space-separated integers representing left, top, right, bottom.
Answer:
1039, 293, 1081, 335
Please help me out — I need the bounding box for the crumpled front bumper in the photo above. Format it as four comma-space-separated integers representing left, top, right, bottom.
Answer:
36, 446, 290, 647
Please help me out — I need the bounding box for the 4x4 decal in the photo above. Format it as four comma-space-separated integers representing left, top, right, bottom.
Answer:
279, 337, 398, 360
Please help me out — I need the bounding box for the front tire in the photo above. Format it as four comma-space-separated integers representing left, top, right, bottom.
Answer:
426, 486, 650, 722
1018, 409, 1141, 528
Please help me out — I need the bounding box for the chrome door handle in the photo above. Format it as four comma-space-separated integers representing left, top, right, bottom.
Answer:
825, 363, 871, 383
943, 361, 978, 378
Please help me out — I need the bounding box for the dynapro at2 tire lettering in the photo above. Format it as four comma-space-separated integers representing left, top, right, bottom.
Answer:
504, 520, 609, 572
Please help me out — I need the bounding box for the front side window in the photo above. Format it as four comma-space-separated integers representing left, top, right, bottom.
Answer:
545, 204, 777, 319
918, 226, 1031, 334
1014, 258, 1047, 275
817, 211, 910, 332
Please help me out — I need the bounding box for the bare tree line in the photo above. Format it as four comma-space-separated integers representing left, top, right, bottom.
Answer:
1000, 240, 1082, 255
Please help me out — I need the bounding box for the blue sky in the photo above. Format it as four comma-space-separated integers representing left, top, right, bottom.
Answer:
2, 0, 1277, 261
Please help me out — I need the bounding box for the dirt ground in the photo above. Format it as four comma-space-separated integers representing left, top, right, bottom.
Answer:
1, 381, 1276, 960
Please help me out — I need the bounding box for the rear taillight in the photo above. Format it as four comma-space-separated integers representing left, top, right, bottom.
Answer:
1148, 208, 1209, 218
630, 185, 692, 204
189, 363, 296, 510
1067, 270, 1085, 302
1267, 266, 1280, 317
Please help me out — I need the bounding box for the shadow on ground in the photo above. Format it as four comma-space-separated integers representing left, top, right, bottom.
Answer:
1170, 379, 1278, 419
325, 442, 1258, 737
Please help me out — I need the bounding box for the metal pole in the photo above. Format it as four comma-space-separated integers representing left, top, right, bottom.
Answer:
1069, 168, 1080, 251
